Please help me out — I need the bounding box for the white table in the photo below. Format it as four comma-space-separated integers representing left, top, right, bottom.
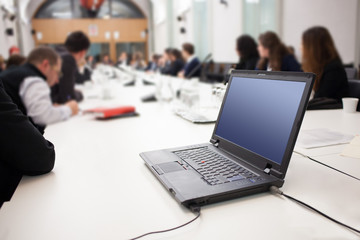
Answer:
1, 82, 359, 240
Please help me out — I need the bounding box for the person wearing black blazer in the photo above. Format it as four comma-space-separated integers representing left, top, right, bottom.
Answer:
51, 31, 90, 104
0, 79, 55, 208
235, 35, 259, 70
302, 26, 348, 101
257, 31, 301, 72
178, 43, 201, 78
168, 49, 185, 76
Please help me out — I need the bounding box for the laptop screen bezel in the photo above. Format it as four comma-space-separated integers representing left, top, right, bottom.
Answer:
210, 70, 314, 179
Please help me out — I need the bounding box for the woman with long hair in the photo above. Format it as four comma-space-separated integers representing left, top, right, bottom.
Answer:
302, 26, 348, 100
257, 31, 301, 72
235, 34, 259, 70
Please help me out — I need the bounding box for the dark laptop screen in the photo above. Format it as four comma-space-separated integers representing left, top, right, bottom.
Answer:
215, 76, 306, 165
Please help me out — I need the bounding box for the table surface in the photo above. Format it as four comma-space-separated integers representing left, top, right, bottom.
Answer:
1, 80, 360, 240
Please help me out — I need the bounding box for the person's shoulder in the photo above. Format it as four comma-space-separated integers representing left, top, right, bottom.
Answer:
324, 58, 344, 71
283, 54, 297, 62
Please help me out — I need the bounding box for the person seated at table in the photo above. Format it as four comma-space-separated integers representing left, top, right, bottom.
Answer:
159, 48, 172, 75
102, 54, 113, 66
145, 54, 161, 72
116, 52, 130, 67
168, 49, 185, 76
235, 34, 259, 70
0, 78, 55, 208
301, 26, 348, 101
51, 31, 90, 104
178, 43, 201, 78
0, 46, 79, 134
85, 55, 95, 69
130, 52, 146, 70
75, 58, 92, 84
6, 54, 26, 69
256, 31, 301, 72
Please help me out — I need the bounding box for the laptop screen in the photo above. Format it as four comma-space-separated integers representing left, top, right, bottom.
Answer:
215, 76, 306, 165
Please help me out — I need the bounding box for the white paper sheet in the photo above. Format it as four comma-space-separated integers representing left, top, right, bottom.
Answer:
296, 128, 354, 149
341, 135, 360, 159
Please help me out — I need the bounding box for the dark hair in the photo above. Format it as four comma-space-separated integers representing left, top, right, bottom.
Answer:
302, 26, 341, 91
182, 43, 194, 55
236, 34, 259, 60
65, 31, 90, 53
27, 46, 59, 66
6, 54, 26, 69
169, 49, 183, 60
257, 31, 289, 71
164, 48, 172, 54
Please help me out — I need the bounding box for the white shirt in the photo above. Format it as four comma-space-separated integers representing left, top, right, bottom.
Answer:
186, 55, 196, 64
19, 77, 72, 125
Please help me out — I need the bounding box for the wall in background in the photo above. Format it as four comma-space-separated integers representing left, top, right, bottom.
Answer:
282, 0, 359, 64
0, 0, 21, 58
210, 0, 242, 63
152, 0, 242, 63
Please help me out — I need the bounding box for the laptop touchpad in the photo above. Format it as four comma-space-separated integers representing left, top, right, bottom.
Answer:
157, 162, 186, 173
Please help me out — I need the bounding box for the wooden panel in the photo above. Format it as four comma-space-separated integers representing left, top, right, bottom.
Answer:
32, 18, 148, 62
32, 19, 148, 44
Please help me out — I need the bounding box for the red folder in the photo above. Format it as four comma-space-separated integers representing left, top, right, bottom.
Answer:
84, 106, 136, 119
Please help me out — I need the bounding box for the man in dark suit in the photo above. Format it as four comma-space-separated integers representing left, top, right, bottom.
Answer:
178, 43, 201, 78
0, 79, 55, 208
51, 31, 90, 104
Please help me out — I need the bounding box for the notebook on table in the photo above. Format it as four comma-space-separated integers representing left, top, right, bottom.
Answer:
84, 106, 137, 119
140, 70, 314, 208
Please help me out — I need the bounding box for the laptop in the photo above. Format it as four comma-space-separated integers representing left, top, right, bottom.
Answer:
140, 70, 314, 208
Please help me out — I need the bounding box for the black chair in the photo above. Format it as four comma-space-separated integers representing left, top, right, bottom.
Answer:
348, 79, 360, 111
345, 68, 358, 79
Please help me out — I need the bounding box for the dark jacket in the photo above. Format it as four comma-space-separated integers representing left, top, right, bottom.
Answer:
280, 54, 301, 72
169, 59, 185, 76
0, 63, 47, 134
51, 46, 83, 104
314, 58, 349, 100
0, 79, 55, 208
257, 54, 301, 72
184, 57, 201, 78
235, 56, 259, 70
160, 61, 172, 75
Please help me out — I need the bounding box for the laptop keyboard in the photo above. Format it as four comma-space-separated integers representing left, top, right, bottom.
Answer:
174, 147, 261, 186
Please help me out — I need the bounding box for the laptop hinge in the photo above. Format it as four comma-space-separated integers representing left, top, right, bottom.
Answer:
264, 167, 284, 178
210, 139, 219, 147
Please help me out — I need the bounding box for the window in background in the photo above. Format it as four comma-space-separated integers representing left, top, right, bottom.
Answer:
242, 0, 282, 39
116, 42, 146, 60
87, 43, 110, 62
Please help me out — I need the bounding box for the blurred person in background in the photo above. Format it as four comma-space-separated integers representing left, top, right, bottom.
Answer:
51, 31, 90, 104
6, 54, 26, 70
0, 46, 78, 135
235, 34, 259, 70
301, 26, 348, 101
168, 49, 185, 76
178, 43, 201, 78
130, 52, 146, 70
257, 31, 301, 72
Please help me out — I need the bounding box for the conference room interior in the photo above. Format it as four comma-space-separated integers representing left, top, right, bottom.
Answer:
0, 0, 360, 239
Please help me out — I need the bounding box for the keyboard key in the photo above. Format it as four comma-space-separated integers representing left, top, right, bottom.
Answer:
174, 147, 257, 186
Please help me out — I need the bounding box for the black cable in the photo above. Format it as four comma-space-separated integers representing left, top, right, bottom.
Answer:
293, 151, 360, 182
129, 206, 201, 240
270, 186, 360, 235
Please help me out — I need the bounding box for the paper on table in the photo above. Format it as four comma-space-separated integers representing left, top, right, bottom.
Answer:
296, 128, 354, 149
341, 136, 360, 159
